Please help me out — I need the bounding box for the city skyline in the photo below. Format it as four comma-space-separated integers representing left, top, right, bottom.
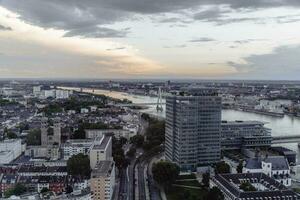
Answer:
0, 1, 300, 79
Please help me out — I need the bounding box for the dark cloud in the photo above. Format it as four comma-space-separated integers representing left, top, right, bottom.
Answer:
0, 24, 12, 31
1, 0, 300, 37
189, 37, 215, 42
229, 45, 300, 79
64, 27, 130, 38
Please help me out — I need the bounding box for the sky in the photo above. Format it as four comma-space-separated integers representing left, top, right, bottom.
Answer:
0, 1, 300, 80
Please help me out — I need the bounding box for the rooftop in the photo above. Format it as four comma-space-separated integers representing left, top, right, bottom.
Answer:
93, 136, 111, 150
245, 156, 289, 170
214, 173, 298, 199
91, 161, 114, 178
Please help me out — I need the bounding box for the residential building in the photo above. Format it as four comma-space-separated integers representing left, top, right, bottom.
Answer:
165, 87, 222, 171
271, 146, 297, 165
221, 120, 272, 150
17, 165, 67, 177
212, 173, 297, 200
89, 136, 112, 169
90, 161, 115, 200
243, 156, 291, 187
0, 139, 22, 164
0, 175, 19, 197
62, 139, 94, 160
85, 129, 130, 140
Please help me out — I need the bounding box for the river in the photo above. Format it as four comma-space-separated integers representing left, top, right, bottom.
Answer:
60, 86, 300, 160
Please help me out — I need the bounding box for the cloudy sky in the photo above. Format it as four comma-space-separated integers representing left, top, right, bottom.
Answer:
0, 0, 300, 80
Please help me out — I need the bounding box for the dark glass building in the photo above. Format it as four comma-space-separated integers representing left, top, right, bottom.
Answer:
165, 87, 221, 171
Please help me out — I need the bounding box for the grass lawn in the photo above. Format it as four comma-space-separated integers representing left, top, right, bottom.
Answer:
166, 185, 208, 200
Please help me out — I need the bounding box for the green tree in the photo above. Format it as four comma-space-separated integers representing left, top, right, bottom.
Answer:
202, 172, 210, 187
152, 161, 180, 189
4, 183, 27, 198
7, 131, 18, 139
130, 135, 144, 148
40, 187, 49, 193
239, 182, 256, 191
236, 161, 243, 173
67, 153, 91, 178
215, 161, 230, 174
26, 129, 41, 146
206, 187, 224, 200
126, 146, 136, 158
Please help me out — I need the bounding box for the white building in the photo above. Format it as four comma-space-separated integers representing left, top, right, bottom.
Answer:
33, 85, 42, 97
90, 161, 115, 200
0, 139, 22, 164
243, 156, 291, 187
43, 89, 56, 99
80, 108, 89, 114
62, 139, 94, 160
55, 90, 70, 99
89, 136, 112, 169
85, 129, 130, 140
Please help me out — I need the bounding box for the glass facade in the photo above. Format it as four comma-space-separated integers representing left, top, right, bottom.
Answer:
165, 87, 221, 171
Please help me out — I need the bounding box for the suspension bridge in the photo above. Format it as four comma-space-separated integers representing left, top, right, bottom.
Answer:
116, 87, 165, 112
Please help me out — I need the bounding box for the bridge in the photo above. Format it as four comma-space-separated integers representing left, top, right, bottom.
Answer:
116, 87, 165, 112
272, 135, 300, 144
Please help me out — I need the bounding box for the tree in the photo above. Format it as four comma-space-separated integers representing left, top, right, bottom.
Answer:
236, 160, 243, 173
67, 153, 91, 178
239, 182, 256, 191
7, 131, 18, 139
215, 161, 230, 174
130, 135, 144, 148
4, 183, 27, 198
65, 185, 73, 194
152, 161, 180, 189
126, 146, 136, 158
206, 187, 224, 200
26, 129, 41, 145
141, 113, 150, 121
202, 172, 210, 187
112, 136, 128, 170
40, 187, 49, 193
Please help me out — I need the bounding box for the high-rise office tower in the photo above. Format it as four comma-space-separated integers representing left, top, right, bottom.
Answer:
165, 87, 222, 171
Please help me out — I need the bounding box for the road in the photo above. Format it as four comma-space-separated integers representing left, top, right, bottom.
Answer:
118, 168, 128, 200
147, 155, 162, 200
137, 162, 147, 200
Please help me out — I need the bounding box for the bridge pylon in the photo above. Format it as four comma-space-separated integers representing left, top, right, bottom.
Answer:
156, 87, 163, 112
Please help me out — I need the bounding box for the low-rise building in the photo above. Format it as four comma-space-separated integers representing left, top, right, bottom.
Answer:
221, 120, 272, 150
90, 161, 115, 200
17, 165, 67, 177
243, 156, 291, 187
212, 173, 297, 200
85, 129, 130, 140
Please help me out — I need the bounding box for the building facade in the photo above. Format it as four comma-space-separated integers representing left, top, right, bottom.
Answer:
165, 87, 222, 171
221, 120, 272, 150
212, 173, 297, 200
89, 136, 112, 169
0, 139, 22, 164
243, 156, 291, 187
90, 161, 115, 200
